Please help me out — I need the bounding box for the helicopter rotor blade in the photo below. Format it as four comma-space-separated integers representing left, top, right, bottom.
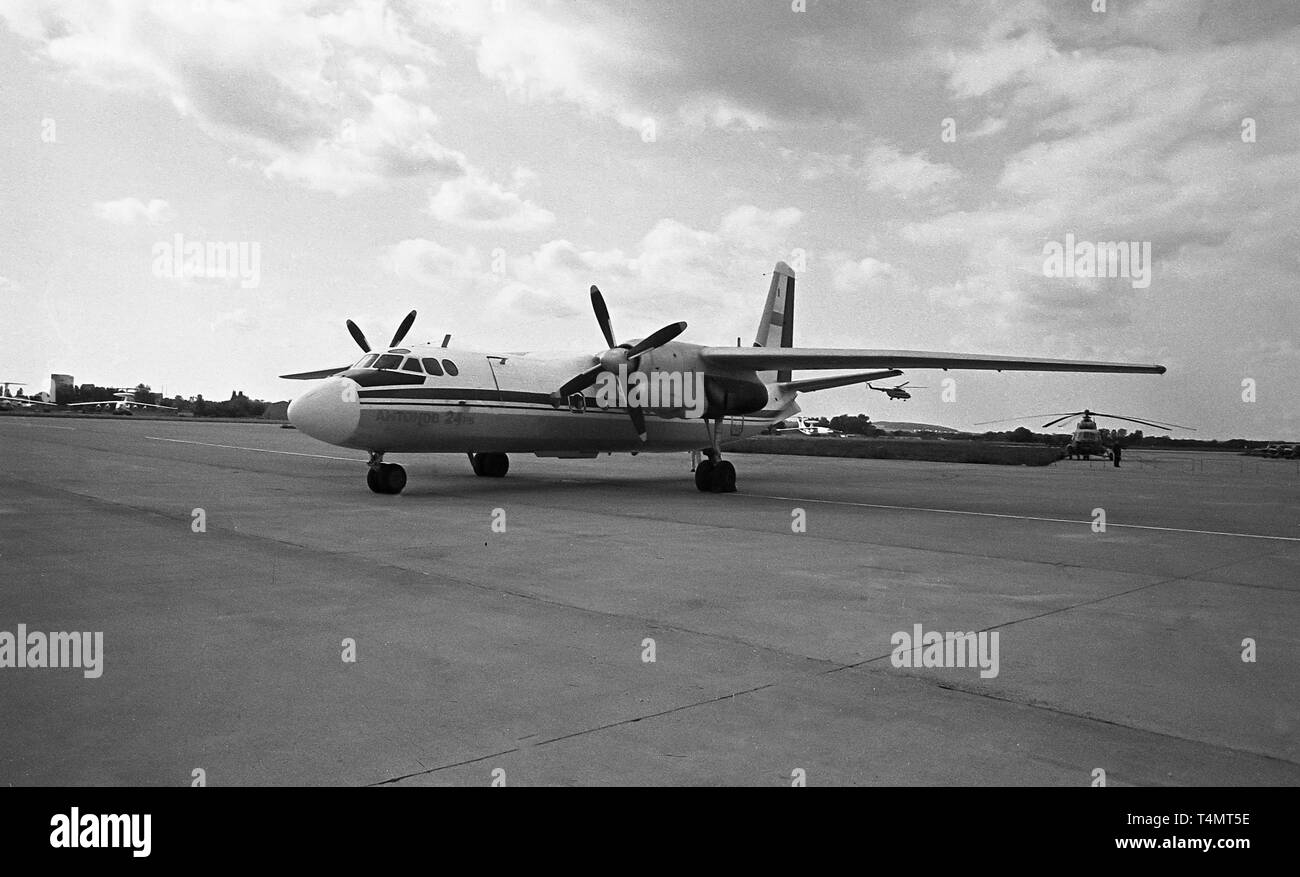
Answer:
973, 412, 1081, 427
1088, 412, 1196, 431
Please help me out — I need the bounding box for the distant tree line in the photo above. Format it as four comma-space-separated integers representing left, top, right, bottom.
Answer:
53, 384, 270, 418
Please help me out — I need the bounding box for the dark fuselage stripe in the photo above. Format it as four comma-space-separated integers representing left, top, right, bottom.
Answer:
358, 399, 785, 419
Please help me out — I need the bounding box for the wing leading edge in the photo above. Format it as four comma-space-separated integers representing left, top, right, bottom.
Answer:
700, 348, 1165, 375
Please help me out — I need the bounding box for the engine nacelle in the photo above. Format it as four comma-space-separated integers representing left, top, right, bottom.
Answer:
702, 374, 768, 418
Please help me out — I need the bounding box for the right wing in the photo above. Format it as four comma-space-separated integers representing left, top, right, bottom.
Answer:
701, 348, 1165, 374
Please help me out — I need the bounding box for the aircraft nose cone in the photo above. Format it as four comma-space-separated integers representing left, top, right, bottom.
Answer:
288, 378, 360, 445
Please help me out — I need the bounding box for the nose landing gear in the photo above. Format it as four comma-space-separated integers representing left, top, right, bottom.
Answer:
366, 451, 407, 494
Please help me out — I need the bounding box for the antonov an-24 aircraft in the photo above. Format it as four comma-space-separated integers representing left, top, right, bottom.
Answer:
282, 261, 1165, 494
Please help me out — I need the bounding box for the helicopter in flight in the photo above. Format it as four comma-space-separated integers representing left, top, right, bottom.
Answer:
975, 409, 1194, 460
868, 380, 926, 401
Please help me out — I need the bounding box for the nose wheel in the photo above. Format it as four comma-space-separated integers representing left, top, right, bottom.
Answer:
366, 452, 407, 494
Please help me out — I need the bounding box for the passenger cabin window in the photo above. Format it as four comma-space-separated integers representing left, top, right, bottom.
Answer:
402, 357, 423, 373
356, 354, 379, 368
442, 359, 459, 376
373, 354, 403, 370
421, 358, 444, 376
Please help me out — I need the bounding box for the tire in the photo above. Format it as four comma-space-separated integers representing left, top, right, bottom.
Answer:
367, 468, 383, 493
381, 463, 407, 494
694, 460, 715, 492
710, 460, 736, 493
477, 453, 509, 477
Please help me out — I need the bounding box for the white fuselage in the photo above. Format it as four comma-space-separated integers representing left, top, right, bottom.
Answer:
287, 342, 797, 455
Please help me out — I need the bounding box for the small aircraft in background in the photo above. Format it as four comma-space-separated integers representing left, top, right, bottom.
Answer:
774, 416, 840, 436
868, 380, 926, 401
67, 389, 177, 415
975, 409, 1194, 460
0, 381, 59, 410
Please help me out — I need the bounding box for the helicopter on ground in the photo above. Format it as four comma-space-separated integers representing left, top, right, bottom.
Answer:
975, 409, 1194, 460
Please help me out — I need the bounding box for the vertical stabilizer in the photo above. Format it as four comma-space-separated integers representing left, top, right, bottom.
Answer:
753, 261, 795, 383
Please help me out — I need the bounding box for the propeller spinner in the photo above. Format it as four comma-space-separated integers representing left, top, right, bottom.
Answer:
553, 286, 687, 441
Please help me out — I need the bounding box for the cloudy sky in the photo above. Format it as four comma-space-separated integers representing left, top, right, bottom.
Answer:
1, 0, 1297, 439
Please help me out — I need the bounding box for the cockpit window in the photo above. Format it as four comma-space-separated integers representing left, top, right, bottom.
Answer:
442, 359, 459, 377
373, 354, 403, 370
421, 357, 444, 376
355, 354, 379, 368
402, 357, 423, 373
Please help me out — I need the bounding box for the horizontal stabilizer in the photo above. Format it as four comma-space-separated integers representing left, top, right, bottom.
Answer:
779, 369, 904, 394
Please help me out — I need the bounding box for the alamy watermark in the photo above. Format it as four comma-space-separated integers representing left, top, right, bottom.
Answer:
890, 623, 999, 679
1042, 233, 1151, 289
0, 623, 103, 678
152, 233, 261, 289
592, 366, 707, 418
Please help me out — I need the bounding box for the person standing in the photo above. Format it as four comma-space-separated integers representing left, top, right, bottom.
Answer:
1112, 440, 1122, 468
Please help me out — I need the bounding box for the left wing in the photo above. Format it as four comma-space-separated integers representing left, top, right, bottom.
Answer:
280, 366, 350, 380
701, 348, 1165, 374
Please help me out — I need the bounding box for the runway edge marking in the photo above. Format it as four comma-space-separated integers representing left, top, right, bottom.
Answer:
739, 492, 1300, 543
145, 435, 364, 463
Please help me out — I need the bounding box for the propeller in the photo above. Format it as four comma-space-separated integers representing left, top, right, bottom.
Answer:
552, 285, 687, 441
281, 310, 419, 380
346, 309, 417, 353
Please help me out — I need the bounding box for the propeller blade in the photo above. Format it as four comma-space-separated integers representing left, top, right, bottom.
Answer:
556, 365, 604, 399
628, 406, 647, 442
346, 320, 371, 352
1040, 415, 1076, 429
390, 310, 417, 347
627, 321, 688, 357
590, 286, 616, 349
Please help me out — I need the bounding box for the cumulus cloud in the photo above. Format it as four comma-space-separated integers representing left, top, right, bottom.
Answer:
426, 172, 555, 232
862, 143, 960, 197
780, 144, 959, 199
93, 197, 175, 224
383, 204, 804, 343
413, 0, 882, 131
1, 0, 465, 195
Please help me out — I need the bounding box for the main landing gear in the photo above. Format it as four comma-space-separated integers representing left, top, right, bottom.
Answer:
694, 418, 737, 493
468, 452, 510, 478
366, 451, 407, 495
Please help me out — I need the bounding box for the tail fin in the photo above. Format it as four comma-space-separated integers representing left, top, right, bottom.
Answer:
753, 261, 795, 383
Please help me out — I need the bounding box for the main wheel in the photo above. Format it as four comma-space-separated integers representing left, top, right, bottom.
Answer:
474, 453, 509, 477
368, 463, 406, 494
694, 460, 715, 491
709, 460, 736, 493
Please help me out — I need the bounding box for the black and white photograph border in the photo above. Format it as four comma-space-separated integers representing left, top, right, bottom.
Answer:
1, 0, 1297, 798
